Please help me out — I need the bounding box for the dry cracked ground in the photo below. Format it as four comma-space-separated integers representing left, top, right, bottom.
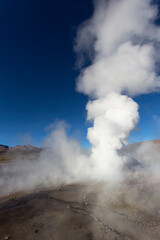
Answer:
0, 184, 160, 240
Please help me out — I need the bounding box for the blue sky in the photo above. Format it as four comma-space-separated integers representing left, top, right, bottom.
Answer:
0, 0, 160, 147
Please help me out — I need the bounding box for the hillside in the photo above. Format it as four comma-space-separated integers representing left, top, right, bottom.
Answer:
0, 144, 42, 162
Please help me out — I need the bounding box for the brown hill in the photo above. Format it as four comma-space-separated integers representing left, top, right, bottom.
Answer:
125, 139, 160, 150
0, 145, 42, 162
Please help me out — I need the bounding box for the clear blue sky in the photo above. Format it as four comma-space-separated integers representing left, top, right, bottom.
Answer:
0, 0, 160, 147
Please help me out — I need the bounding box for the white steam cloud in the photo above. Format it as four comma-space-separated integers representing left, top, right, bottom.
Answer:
86, 92, 139, 182
75, 0, 160, 182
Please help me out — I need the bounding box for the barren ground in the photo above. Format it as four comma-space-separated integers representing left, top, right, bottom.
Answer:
0, 184, 160, 240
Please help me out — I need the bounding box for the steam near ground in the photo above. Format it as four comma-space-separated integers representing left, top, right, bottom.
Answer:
1, 0, 160, 213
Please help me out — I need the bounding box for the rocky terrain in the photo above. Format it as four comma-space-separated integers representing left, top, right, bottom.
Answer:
0, 184, 160, 240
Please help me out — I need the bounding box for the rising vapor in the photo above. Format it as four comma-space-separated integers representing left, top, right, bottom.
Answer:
75, 0, 160, 182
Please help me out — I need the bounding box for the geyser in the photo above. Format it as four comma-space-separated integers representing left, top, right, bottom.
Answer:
0, 0, 160, 196
75, 0, 160, 182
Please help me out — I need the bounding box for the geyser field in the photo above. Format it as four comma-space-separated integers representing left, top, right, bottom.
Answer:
1, 141, 160, 240
1, 0, 160, 239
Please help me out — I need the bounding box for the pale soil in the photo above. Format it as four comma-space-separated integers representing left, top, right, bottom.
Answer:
0, 184, 160, 240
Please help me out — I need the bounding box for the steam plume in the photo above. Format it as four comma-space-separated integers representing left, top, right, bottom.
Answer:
75, 0, 160, 182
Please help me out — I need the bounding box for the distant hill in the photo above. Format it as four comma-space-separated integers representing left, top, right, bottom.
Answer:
0, 144, 42, 162
8, 144, 40, 152
0, 140, 160, 162
125, 139, 160, 150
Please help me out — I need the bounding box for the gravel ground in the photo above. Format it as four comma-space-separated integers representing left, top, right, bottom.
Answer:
0, 184, 160, 240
